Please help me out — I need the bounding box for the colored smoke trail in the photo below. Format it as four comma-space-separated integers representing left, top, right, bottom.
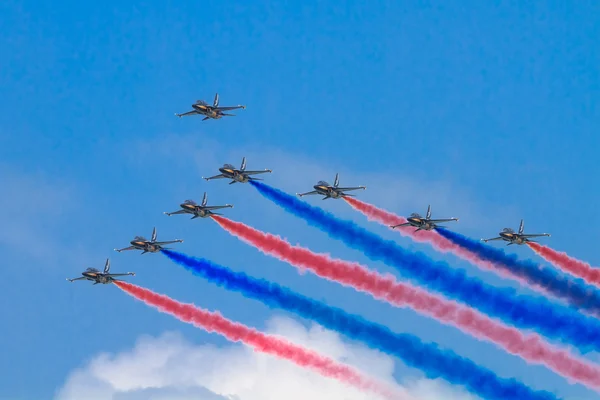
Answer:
436, 228, 600, 315
211, 215, 600, 391
114, 281, 400, 399
344, 197, 600, 311
343, 197, 529, 284
162, 249, 558, 400
249, 181, 600, 352
528, 242, 600, 288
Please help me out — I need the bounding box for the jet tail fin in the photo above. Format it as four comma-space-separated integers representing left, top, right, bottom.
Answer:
151, 227, 157, 242
240, 157, 247, 171
334, 173, 340, 188
103, 258, 110, 274
426, 205, 431, 219
202, 192, 208, 206
213, 93, 219, 107
518, 219, 525, 234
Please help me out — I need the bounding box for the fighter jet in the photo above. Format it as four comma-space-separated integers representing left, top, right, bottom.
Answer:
175, 93, 246, 120
297, 173, 366, 200
482, 219, 550, 245
390, 205, 458, 231
66, 259, 134, 285
114, 227, 183, 254
203, 157, 272, 184
164, 192, 233, 219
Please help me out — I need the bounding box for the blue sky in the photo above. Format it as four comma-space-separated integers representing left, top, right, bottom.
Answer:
1, 1, 599, 399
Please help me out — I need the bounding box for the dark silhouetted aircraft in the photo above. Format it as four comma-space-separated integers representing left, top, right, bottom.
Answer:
164, 192, 233, 219
203, 157, 272, 184
66, 259, 134, 284
482, 219, 550, 245
175, 93, 246, 120
114, 227, 183, 254
297, 173, 365, 200
391, 205, 458, 231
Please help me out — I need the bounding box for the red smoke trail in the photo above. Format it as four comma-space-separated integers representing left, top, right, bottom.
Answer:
528, 243, 600, 287
343, 197, 531, 285
212, 215, 600, 391
114, 281, 402, 399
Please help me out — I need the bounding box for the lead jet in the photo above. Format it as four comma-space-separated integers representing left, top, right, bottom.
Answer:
203, 157, 272, 184
66, 259, 135, 285
164, 192, 233, 219
482, 219, 550, 245
175, 93, 246, 120
297, 173, 366, 200
391, 205, 458, 231
114, 227, 183, 254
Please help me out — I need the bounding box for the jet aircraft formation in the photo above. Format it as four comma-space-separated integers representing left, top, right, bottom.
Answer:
67, 93, 550, 286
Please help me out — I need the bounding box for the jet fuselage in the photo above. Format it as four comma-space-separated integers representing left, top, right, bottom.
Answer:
180, 203, 212, 218
498, 231, 527, 244
218, 167, 249, 182
191, 105, 221, 119
406, 217, 435, 230
313, 185, 344, 199
129, 240, 161, 252
81, 271, 113, 284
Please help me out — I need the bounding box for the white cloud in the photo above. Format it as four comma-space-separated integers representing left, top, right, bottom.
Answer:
55, 316, 478, 400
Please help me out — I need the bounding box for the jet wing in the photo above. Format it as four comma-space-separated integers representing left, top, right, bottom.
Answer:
203, 205, 233, 210
216, 106, 245, 111
429, 218, 458, 223
390, 222, 411, 229
114, 246, 136, 252
521, 233, 551, 238
203, 174, 227, 181
67, 277, 87, 282
106, 273, 135, 277
175, 110, 199, 118
481, 237, 503, 242
337, 186, 366, 192
297, 191, 319, 197
155, 240, 183, 245
164, 209, 188, 216
244, 170, 272, 175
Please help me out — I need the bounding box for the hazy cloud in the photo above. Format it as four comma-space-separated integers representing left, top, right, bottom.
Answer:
56, 316, 478, 400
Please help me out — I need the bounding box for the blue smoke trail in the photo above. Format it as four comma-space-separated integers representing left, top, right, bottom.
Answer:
249, 181, 600, 352
437, 228, 600, 313
162, 249, 557, 400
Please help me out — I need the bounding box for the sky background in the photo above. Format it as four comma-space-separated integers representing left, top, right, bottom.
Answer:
1, 1, 599, 399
